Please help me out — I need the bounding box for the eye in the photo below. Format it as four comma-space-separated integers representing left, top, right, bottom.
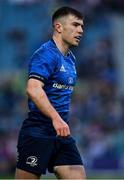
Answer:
73, 23, 79, 27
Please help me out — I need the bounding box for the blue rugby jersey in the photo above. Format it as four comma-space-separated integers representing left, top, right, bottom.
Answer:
21, 40, 76, 137
20, 40, 77, 137
28, 40, 77, 121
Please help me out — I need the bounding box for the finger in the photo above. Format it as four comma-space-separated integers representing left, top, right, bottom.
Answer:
56, 129, 61, 136
61, 126, 69, 137
63, 128, 68, 136
60, 128, 65, 137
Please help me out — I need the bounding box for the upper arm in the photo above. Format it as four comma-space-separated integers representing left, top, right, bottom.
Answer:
26, 78, 44, 95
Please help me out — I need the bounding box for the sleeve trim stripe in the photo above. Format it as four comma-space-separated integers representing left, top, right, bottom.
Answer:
28, 74, 45, 82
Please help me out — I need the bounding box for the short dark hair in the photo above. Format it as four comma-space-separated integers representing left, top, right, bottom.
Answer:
52, 6, 83, 24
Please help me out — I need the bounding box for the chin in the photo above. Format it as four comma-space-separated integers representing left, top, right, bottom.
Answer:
68, 41, 79, 47
72, 42, 79, 47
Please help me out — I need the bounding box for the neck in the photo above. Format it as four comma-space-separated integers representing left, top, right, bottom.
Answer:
52, 35, 69, 56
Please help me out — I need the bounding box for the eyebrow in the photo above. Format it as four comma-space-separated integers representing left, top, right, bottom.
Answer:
72, 21, 84, 27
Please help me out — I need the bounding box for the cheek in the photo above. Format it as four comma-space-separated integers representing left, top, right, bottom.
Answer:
65, 31, 74, 39
63, 27, 73, 36
62, 32, 70, 40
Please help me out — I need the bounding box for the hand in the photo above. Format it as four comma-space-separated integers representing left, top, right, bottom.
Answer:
52, 118, 70, 137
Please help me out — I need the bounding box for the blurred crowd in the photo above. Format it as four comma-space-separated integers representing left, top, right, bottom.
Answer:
0, 0, 124, 175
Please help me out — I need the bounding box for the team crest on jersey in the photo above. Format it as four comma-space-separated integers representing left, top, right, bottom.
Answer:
60, 64, 66, 72
68, 77, 73, 84
26, 156, 38, 167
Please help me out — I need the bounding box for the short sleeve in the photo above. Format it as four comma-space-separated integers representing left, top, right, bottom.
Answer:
28, 48, 57, 83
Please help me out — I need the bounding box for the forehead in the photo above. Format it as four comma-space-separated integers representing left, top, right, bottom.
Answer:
64, 14, 83, 25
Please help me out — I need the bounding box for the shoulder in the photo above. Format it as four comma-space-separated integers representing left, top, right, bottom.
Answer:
35, 40, 58, 59
29, 40, 59, 69
29, 40, 58, 66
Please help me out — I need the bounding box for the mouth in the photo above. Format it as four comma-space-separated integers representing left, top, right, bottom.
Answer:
74, 36, 82, 41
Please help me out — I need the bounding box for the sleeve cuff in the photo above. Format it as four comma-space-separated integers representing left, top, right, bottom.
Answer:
29, 73, 46, 83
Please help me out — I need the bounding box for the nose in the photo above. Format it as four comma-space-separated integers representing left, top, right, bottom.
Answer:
78, 26, 83, 34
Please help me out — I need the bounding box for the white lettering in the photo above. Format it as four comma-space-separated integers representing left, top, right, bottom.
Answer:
53, 83, 73, 91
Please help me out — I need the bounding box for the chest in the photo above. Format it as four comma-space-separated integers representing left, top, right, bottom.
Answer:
53, 56, 77, 86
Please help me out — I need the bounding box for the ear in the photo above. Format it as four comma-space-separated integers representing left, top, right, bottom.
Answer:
54, 22, 63, 33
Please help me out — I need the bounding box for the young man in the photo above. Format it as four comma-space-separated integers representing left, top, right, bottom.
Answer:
15, 6, 86, 179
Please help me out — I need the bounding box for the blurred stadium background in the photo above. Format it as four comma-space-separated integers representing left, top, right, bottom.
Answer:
0, 0, 124, 179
